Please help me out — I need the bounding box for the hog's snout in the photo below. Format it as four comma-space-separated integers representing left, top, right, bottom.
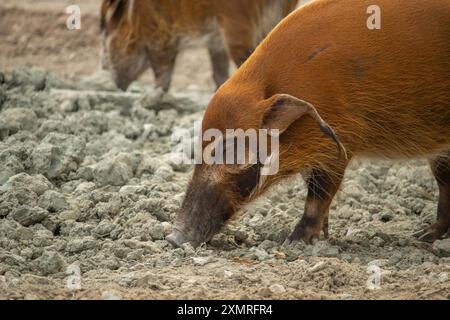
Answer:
168, 167, 245, 249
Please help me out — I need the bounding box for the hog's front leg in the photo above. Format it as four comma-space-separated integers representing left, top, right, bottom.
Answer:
207, 29, 230, 90
285, 166, 346, 245
414, 153, 450, 242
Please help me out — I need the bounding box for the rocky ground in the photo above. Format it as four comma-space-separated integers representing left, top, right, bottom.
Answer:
1, 0, 450, 301
0, 67, 449, 300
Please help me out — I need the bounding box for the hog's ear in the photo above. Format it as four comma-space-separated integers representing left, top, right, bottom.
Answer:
262, 94, 348, 159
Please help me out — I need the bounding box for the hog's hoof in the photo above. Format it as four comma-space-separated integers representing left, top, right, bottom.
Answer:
166, 234, 181, 248
166, 231, 187, 248
282, 239, 294, 248
283, 235, 319, 247
413, 223, 449, 243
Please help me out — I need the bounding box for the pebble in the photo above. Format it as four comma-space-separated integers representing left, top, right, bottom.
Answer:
269, 284, 286, 294
154, 165, 174, 181
233, 230, 249, 243
92, 221, 116, 238
309, 261, 327, 273
192, 257, 212, 266
66, 238, 96, 253
250, 248, 270, 261
149, 222, 165, 241
35, 251, 66, 276
38, 190, 69, 212
4, 173, 52, 196
380, 212, 394, 222
433, 239, 450, 257
437, 272, 449, 283
371, 236, 386, 247
312, 242, 340, 257
259, 287, 272, 298
93, 153, 134, 186
0, 108, 38, 137
101, 291, 123, 300
31, 133, 86, 179
368, 259, 389, 267
12, 206, 48, 227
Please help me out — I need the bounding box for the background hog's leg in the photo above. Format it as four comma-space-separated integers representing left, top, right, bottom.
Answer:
207, 30, 230, 89
221, 24, 254, 67
286, 166, 346, 245
415, 154, 450, 242
227, 43, 254, 68
300, 172, 330, 239
151, 50, 177, 93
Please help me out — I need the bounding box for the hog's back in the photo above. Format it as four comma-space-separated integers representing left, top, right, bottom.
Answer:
247, 0, 450, 158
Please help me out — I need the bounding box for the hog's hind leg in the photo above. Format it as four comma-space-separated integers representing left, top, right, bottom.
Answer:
285, 165, 346, 245
415, 154, 450, 242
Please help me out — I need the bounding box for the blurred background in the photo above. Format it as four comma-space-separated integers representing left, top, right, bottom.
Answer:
0, 0, 312, 91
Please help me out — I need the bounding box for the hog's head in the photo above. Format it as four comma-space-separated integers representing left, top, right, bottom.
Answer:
167, 92, 347, 248
100, 0, 150, 90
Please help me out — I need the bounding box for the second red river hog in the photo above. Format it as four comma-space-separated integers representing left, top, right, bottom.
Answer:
167, 0, 450, 248
100, 0, 298, 91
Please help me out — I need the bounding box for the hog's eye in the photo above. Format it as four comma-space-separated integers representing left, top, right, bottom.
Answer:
234, 164, 261, 198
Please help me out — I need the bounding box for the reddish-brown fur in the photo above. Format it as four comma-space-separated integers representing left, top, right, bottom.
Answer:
100, 0, 298, 91
168, 0, 450, 248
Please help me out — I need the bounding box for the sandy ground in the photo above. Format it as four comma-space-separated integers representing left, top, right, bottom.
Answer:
0, 0, 450, 300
